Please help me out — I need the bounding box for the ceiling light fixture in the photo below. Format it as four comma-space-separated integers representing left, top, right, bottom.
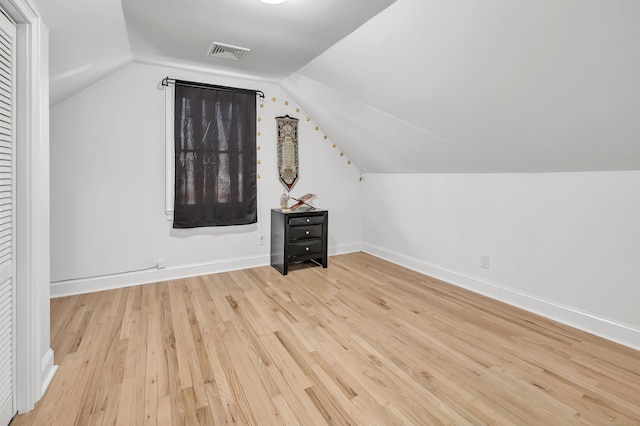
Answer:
260, 0, 286, 4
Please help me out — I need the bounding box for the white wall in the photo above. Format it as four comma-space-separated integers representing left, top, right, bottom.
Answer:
362, 172, 640, 349
50, 62, 362, 295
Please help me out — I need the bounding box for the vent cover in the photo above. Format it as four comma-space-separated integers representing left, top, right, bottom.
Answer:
208, 42, 251, 61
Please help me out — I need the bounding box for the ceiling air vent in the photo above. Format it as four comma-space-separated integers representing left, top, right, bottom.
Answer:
208, 42, 251, 61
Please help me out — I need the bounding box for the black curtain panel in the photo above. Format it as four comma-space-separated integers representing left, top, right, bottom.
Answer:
173, 85, 257, 228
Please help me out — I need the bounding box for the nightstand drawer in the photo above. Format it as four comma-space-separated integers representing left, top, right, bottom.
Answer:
288, 240, 322, 258
289, 216, 325, 226
289, 224, 323, 241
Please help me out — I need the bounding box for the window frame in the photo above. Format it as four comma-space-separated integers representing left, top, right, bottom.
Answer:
165, 85, 175, 221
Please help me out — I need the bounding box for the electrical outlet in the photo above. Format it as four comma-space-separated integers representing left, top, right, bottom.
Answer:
480, 254, 490, 269
258, 234, 265, 245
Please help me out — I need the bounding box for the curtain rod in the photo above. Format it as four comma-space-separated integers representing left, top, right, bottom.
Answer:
162, 77, 265, 99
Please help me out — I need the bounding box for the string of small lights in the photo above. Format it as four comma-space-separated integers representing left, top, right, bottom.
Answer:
255, 95, 354, 181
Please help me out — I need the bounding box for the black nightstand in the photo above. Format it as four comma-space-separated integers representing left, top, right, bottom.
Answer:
270, 208, 328, 275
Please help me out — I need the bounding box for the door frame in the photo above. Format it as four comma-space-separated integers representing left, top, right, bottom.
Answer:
0, 0, 53, 414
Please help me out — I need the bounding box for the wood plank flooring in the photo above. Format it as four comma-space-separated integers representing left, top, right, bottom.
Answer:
12, 252, 640, 425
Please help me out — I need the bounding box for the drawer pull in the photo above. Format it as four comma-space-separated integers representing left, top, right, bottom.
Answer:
306, 218, 310, 223
305, 247, 310, 251
305, 230, 310, 235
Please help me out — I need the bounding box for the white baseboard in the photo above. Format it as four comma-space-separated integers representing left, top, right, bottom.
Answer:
330, 242, 363, 256
52, 241, 638, 349
51, 254, 271, 298
50, 243, 364, 299
363, 244, 640, 351
41, 348, 58, 396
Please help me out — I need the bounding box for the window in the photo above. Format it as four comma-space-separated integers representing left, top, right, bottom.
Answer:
167, 81, 258, 228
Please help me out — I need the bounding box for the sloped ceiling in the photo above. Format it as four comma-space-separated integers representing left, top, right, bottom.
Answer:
284, 0, 640, 172
123, 0, 395, 81
34, 0, 640, 173
33, 0, 395, 105
32, 0, 132, 105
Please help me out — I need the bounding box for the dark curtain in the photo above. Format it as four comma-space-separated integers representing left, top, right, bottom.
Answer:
173, 85, 257, 228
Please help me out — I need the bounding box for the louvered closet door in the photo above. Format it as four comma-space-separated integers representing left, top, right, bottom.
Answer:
0, 9, 15, 426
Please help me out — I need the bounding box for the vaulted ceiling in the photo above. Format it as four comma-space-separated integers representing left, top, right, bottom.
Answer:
33, 0, 395, 104
33, 0, 640, 173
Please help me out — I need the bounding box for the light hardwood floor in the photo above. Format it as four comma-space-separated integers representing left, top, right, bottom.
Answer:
13, 252, 640, 425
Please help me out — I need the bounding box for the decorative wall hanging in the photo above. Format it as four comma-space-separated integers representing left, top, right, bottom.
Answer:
276, 115, 299, 191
